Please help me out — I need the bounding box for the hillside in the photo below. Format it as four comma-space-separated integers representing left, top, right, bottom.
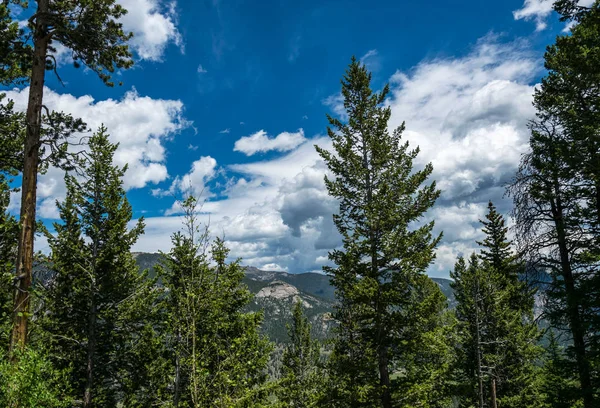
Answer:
132, 252, 457, 342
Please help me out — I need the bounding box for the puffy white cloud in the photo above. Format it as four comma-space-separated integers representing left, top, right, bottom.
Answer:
158, 156, 218, 210
136, 36, 540, 277
4, 86, 188, 218
513, 0, 595, 30
233, 129, 306, 156
118, 0, 183, 61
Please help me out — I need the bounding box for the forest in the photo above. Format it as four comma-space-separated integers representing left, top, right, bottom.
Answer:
0, 0, 599, 407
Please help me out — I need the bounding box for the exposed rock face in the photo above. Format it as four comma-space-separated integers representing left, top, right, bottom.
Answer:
256, 281, 299, 300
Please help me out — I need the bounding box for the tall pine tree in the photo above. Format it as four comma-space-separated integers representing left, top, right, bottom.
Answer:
10, 0, 134, 350
316, 58, 444, 408
42, 127, 153, 407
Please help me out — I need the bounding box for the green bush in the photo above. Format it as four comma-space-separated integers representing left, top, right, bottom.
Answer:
0, 347, 72, 408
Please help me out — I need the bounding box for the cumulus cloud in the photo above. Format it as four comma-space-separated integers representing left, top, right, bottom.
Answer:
135, 36, 540, 277
158, 156, 219, 211
4, 87, 188, 218
119, 0, 183, 61
233, 129, 306, 156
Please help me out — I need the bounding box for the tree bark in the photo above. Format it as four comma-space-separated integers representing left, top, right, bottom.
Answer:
10, 0, 49, 353
491, 378, 497, 408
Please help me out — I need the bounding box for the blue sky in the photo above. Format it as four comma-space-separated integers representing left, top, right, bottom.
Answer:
4, 0, 582, 276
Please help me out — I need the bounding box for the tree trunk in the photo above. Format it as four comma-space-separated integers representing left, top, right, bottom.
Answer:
174, 329, 181, 407
474, 274, 485, 408
551, 187, 594, 408
490, 378, 497, 408
83, 296, 97, 408
10, 0, 49, 353
378, 344, 392, 408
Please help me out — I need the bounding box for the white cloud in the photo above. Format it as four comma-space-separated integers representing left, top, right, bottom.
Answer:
513, 0, 595, 30
360, 49, 381, 71
118, 0, 183, 61
197, 64, 207, 73
4, 86, 188, 218
159, 156, 218, 210
219, 128, 230, 134
261, 263, 288, 272
135, 36, 541, 277
233, 129, 306, 156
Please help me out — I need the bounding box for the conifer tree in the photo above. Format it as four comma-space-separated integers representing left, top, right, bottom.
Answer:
316, 58, 444, 408
10, 0, 134, 350
540, 331, 581, 408
510, 4, 600, 401
42, 127, 152, 407
157, 196, 272, 407
277, 301, 324, 407
451, 203, 542, 408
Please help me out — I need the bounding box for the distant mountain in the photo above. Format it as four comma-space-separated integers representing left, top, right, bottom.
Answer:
132, 252, 457, 343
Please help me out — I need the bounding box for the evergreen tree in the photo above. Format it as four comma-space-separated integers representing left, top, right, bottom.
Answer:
157, 196, 272, 407
42, 127, 152, 407
451, 203, 542, 408
316, 58, 444, 408
510, 4, 600, 402
277, 301, 324, 407
10, 0, 134, 350
510, 113, 594, 407
540, 331, 581, 408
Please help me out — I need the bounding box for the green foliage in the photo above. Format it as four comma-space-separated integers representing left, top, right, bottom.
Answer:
0, 346, 72, 408
451, 203, 542, 408
0, 176, 18, 350
41, 127, 154, 405
0, 3, 30, 85
316, 58, 446, 408
276, 301, 324, 407
510, 5, 600, 406
541, 331, 583, 408
155, 196, 273, 407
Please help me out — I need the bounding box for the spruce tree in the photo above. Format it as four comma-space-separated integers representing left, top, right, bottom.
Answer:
10, 0, 134, 350
42, 127, 152, 407
316, 58, 444, 408
277, 301, 324, 407
157, 196, 272, 407
451, 203, 542, 408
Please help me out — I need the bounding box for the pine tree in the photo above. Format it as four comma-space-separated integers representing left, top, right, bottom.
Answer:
277, 301, 324, 407
510, 5, 600, 402
157, 196, 272, 407
316, 58, 444, 408
451, 203, 542, 408
540, 331, 581, 408
10, 0, 134, 350
510, 112, 595, 407
42, 127, 152, 407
